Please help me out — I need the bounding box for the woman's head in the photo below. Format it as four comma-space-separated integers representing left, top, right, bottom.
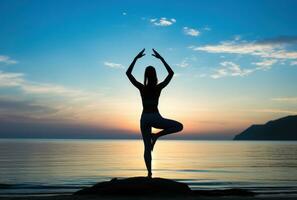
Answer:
144, 66, 158, 87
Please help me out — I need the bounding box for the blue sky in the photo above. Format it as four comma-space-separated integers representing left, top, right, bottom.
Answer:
0, 0, 297, 139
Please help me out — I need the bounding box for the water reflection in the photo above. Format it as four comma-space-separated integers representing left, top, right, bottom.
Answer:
0, 139, 297, 193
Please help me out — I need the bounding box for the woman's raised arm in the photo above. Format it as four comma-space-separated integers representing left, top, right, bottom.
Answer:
152, 49, 174, 89
126, 49, 145, 89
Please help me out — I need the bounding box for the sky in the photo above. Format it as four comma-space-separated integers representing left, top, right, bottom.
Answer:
0, 0, 297, 139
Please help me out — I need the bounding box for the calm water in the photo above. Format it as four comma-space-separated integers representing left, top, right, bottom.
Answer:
0, 139, 297, 196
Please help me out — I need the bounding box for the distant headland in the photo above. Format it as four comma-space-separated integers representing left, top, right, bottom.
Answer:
234, 115, 297, 140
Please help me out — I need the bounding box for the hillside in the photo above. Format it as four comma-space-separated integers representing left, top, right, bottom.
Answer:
234, 115, 297, 140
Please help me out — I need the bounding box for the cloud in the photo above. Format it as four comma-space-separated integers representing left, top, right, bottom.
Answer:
0, 69, 108, 131
183, 27, 200, 36
175, 57, 197, 68
0, 70, 98, 98
248, 108, 297, 115
0, 55, 18, 64
290, 61, 297, 66
271, 97, 297, 103
256, 35, 297, 45
0, 98, 58, 115
21, 83, 85, 96
234, 35, 241, 41
0, 118, 136, 139
103, 61, 124, 69
203, 26, 211, 31
252, 59, 277, 70
175, 59, 190, 68
191, 36, 297, 78
191, 40, 274, 56
0, 70, 24, 87
190, 36, 297, 60
150, 17, 176, 26
211, 61, 254, 79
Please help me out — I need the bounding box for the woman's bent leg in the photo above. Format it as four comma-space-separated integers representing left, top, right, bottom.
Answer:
155, 119, 183, 137
151, 116, 183, 150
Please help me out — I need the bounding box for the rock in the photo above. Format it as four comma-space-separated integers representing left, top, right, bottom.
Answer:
74, 177, 254, 197
74, 177, 191, 196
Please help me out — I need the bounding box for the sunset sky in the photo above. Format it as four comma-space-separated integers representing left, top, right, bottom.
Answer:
0, 0, 297, 139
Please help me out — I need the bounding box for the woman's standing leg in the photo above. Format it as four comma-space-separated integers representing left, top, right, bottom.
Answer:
140, 118, 152, 178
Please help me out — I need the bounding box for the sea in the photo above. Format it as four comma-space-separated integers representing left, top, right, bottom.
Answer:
0, 139, 297, 196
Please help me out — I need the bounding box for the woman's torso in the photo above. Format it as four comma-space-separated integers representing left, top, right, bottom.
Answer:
139, 86, 161, 113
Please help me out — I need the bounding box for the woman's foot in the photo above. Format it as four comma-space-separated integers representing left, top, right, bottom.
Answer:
147, 172, 152, 178
151, 134, 158, 151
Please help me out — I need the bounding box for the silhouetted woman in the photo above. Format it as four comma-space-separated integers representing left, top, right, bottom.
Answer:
126, 48, 183, 178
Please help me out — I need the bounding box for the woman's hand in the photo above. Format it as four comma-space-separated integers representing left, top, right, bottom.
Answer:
135, 48, 146, 59
152, 48, 163, 60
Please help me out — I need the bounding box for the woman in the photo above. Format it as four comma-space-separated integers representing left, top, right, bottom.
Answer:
126, 48, 183, 178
